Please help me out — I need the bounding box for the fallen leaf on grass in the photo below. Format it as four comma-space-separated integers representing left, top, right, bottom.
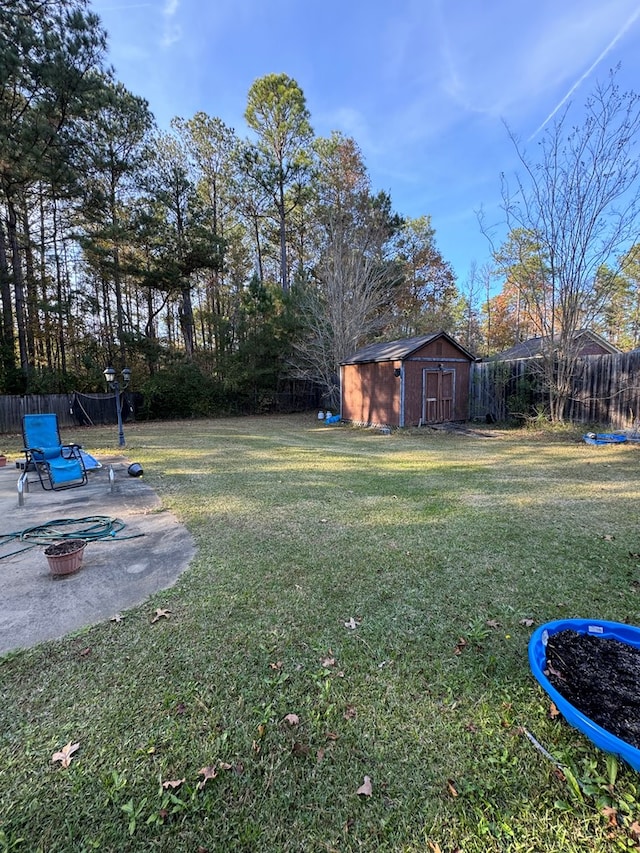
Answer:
602, 534, 615, 541
283, 713, 300, 726
446, 779, 458, 798
344, 705, 357, 720
292, 742, 309, 758
630, 820, 640, 839
601, 806, 618, 827
549, 701, 561, 719
344, 617, 361, 630
269, 661, 283, 671
356, 775, 372, 797
52, 741, 80, 768
453, 637, 467, 655
552, 766, 566, 783
486, 619, 501, 629
428, 842, 443, 853
110, 613, 124, 623
162, 778, 185, 789
519, 618, 535, 627
321, 656, 336, 668
151, 608, 171, 623
197, 766, 218, 789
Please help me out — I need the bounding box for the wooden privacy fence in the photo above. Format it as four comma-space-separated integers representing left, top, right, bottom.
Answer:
0, 392, 134, 435
470, 351, 640, 428
0, 395, 77, 435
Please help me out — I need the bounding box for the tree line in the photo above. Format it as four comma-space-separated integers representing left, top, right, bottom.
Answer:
4, 2, 640, 423
1, 0, 470, 416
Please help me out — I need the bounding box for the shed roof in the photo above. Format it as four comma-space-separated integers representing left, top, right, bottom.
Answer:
491, 329, 621, 360
342, 331, 475, 364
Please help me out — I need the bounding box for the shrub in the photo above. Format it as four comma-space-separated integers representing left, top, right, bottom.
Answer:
139, 363, 230, 420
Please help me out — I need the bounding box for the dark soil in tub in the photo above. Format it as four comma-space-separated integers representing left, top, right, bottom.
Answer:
545, 629, 640, 750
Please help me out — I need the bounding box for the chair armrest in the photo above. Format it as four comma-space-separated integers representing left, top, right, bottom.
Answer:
61, 444, 84, 460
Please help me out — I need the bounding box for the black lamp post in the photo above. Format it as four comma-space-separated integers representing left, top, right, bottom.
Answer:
103, 367, 131, 447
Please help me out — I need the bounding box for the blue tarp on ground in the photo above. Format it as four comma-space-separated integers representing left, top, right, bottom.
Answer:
79, 450, 102, 470
583, 433, 628, 446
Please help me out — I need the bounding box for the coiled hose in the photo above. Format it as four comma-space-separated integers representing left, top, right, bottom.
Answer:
0, 515, 144, 559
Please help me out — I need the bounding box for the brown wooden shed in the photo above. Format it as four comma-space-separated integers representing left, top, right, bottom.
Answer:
340, 331, 476, 428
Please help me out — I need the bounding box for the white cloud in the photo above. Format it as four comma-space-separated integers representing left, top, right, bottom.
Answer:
160, 26, 181, 47
530, 5, 640, 137
318, 106, 377, 152
161, 0, 181, 47
432, 0, 640, 122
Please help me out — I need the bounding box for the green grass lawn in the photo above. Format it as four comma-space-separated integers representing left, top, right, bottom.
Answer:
2, 415, 640, 852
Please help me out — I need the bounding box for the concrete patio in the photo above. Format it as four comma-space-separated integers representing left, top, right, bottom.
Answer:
0, 456, 195, 655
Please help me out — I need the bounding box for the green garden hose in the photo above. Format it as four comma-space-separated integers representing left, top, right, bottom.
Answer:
0, 515, 144, 559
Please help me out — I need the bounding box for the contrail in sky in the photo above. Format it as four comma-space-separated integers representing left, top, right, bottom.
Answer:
529, 6, 640, 139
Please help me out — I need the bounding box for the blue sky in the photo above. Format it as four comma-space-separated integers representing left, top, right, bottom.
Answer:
93, 0, 640, 289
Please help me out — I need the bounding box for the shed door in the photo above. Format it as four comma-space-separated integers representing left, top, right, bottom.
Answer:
422, 369, 454, 423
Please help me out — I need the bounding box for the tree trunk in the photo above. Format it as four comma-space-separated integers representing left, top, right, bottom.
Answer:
54, 240, 67, 376
0, 218, 17, 382
40, 191, 54, 370
145, 288, 157, 375
254, 214, 264, 283
109, 182, 127, 365
21, 205, 37, 366
6, 197, 29, 376
278, 179, 288, 293
179, 283, 195, 357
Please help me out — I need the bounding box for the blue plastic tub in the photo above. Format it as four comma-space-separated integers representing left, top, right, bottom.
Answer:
583, 433, 627, 445
528, 618, 640, 771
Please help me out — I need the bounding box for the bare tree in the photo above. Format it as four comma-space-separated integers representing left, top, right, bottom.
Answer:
292, 134, 399, 407
458, 260, 485, 354
500, 68, 640, 420
296, 211, 393, 407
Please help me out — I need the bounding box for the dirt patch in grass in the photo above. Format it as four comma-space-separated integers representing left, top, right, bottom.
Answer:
546, 630, 640, 749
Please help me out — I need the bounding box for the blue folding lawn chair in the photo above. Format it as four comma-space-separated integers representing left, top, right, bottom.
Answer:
22, 413, 88, 491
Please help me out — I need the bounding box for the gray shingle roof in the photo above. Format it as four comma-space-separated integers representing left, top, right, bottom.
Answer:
492, 329, 621, 360
342, 331, 475, 364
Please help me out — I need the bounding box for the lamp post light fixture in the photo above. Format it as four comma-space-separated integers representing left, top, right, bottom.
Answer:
103, 367, 131, 447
